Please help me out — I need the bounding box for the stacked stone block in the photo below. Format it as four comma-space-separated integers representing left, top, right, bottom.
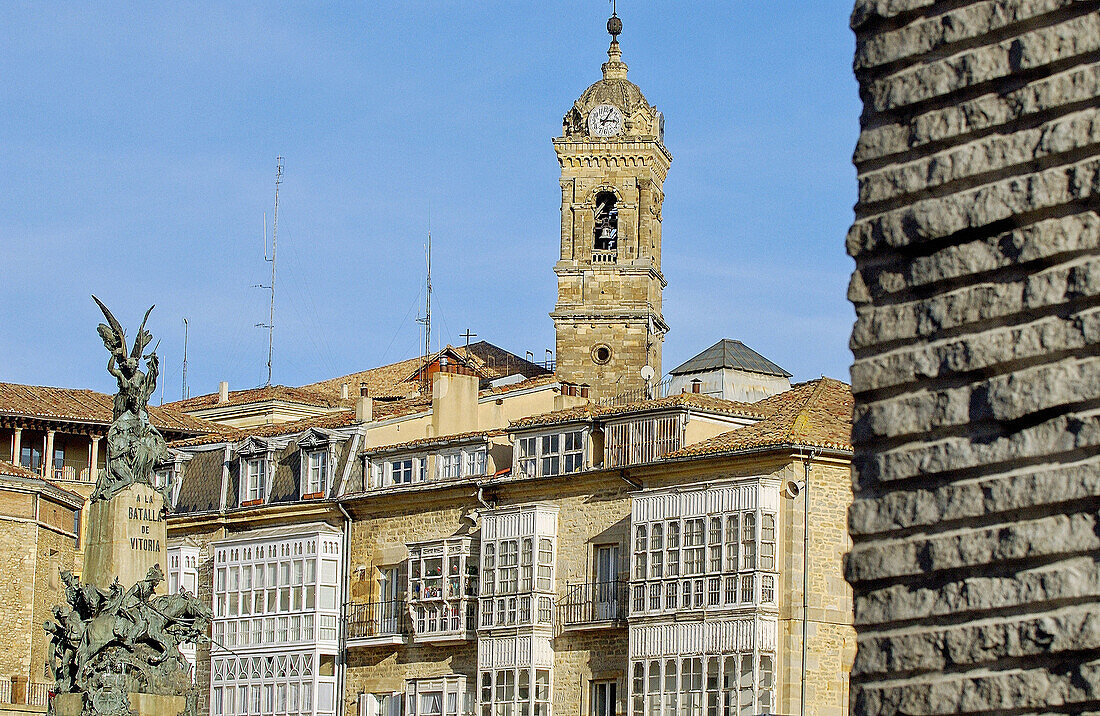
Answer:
845, 1, 1100, 714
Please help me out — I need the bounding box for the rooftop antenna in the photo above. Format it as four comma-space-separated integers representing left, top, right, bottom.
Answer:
416, 206, 432, 366
181, 317, 190, 400
255, 156, 283, 386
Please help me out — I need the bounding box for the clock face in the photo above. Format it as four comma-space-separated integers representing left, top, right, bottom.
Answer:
588, 104, 624, 137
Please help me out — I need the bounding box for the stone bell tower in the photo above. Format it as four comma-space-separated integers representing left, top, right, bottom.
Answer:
551, 11, 671, 398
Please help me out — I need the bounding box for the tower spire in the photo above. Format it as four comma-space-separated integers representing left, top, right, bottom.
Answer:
603, 6, 628, 80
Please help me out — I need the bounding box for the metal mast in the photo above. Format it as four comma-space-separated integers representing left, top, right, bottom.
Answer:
424, 230, 431, 359
181, 317, 189, 400
257, 157, 283, 386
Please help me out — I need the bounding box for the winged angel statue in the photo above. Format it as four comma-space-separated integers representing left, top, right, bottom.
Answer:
91, 296, 168, 502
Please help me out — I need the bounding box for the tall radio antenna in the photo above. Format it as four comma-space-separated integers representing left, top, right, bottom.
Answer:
416, 209, 432, 364
255, 157, 283, 386
181, 317, 190, 400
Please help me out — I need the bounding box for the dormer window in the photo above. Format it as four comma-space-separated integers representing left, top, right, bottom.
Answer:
304, 450, 329, 498
244, 457, 267, 504
385, 457, 426, 486
153, 467, 172, 492
515, 430, 586, 479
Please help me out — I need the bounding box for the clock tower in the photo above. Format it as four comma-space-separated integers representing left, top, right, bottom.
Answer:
551, 12, 671, 398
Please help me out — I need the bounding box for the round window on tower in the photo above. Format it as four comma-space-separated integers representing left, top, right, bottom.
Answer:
592, 344, 613, 365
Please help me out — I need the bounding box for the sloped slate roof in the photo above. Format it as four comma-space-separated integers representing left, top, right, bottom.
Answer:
0, 382, 221, 436
666, 378, 853, 458
669, 339, 792, 378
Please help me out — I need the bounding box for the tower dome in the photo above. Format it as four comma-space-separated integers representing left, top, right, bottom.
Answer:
561, 14, 663, 140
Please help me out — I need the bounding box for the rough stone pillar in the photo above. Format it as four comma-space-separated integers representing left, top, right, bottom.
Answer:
845, 2, 1100, 714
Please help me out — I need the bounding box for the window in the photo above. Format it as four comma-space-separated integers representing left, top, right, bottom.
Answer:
20, 444, 42, 472
479, 505, 558, 628
592, 681, 616, 716
406, 677, 468, 716
153, 467, 172, 491
630, 497, 777, 613
605, 415, 682, 468
480, 669, 550, 716
305, 450, 328, 495
408, 538, 478, 638
515, 431, 585, 478
439, 453, 461, 480
244, 457, 267, 503
465, 449, 487, 477
386, 457, 426, 486
760, 515, 775, 571
632, 654, 775, 716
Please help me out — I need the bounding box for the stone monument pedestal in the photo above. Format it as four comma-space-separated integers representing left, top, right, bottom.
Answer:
82, 483, 166, 590
51, 692, 188, 716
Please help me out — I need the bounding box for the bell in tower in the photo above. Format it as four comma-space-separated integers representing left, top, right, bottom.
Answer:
550, 9, 671, 398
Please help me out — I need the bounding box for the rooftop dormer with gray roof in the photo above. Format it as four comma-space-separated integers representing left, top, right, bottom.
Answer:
668, 339, 793, 402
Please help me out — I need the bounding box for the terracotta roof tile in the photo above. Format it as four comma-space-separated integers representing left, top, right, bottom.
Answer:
363, 429, 506, 455
165, 384, 345, 412
509, 392, 766, 429
0, 382, 221, 436
0, 460, 86, 506
666, 378, 853, 458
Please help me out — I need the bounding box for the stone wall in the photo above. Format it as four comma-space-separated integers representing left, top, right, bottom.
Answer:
0, 520, 38, 679
845, 1, 1100, 714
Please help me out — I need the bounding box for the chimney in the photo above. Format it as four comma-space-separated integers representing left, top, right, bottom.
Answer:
356, 383, 372, 422
431, 366, 479, 436
218, 381, 229, 404
340, 382, 349, 400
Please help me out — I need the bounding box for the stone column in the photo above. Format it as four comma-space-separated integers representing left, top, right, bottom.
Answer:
89, 436, 100, 483
11, 428, 21, 466
44, 429, 55, 479
845, 3, 1100, 715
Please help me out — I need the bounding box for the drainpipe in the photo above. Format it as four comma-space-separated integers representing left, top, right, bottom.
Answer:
800, 448, 817, 716
336, 501, 353, 716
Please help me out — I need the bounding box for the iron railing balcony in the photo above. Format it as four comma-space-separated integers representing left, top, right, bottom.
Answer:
558, 581, 628, 630
345, 599, 409, 644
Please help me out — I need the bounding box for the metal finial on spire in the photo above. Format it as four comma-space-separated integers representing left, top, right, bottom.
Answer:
607, 1, 622, 41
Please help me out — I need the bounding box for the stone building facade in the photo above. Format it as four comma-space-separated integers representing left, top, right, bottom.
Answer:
845, 1, 1100, 714
0, 461, 83, 705
164, 363, 854, 716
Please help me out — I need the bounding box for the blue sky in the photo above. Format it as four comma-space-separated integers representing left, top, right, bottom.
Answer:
0, 2, 859, 400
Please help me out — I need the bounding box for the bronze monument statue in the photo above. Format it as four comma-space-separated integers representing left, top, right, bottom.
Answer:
46, 299, 210, 716
90, 296, 169, 503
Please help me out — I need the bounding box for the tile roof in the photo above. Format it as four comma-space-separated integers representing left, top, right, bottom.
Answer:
669, 339, 792, 378
169, 374, 560, 449
300, 355, 428, 402
165, 343, 552, 420
165, 384, 345, 412
666, 378, 853, 458
363, 429, 506, 455
509, 392, 766, 429
0, 382, 221, 436
0, 460, 85, 506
